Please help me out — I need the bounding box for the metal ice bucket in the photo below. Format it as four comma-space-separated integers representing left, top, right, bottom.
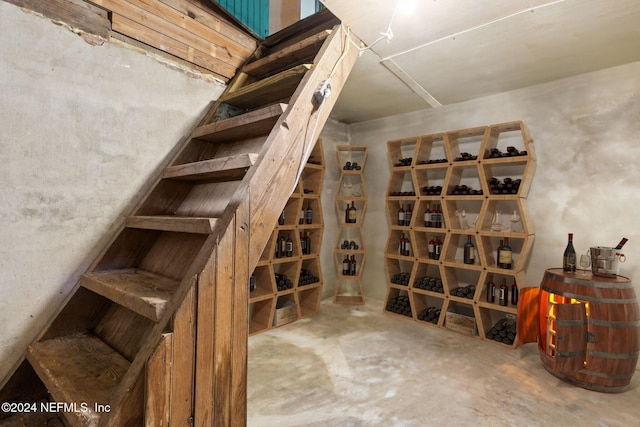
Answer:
590, 246, 626, 278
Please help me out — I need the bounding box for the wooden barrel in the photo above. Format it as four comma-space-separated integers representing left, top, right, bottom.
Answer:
538, 268, 640, 392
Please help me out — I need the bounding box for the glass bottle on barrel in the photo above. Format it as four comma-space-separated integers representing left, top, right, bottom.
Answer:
563, 233, 576, 272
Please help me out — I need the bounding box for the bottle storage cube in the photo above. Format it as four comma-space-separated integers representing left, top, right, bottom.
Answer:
249, 139, 326, 335
384, 121, 535, 348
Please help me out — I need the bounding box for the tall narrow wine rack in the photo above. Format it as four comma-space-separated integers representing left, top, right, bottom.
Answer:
249, 139, 325, 335
334, 145, 368, 304
383, 122, 536, 348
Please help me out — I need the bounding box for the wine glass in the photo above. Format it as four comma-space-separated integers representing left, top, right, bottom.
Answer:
579, 253, 591, 276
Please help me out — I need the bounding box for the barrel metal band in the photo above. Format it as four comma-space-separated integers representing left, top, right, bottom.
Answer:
543, 271, 632, 289
587, 350, 640, 360
555, 319, 587, 327
579, 369, 634, 380
588, 318, 640, 327
556, 351, 586, 358
540, 285, 637, 304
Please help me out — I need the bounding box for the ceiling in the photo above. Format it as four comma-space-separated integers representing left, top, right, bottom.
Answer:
321, 0, 640, 124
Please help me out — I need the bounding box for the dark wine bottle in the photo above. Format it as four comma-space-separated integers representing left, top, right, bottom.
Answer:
285, 234, 293, 257
306, 203, 313, 224
496, 239, 504, 268
428, 236, 435, 259
300, 232, 306, 255
405, 204, 412, 226
499, 237, 512, 269
349, 201, 357, 223
434, 236, 443, 260
486, 275, 496, 303
463, 235, 475, 264
305, 231, 311, 255
511, 280, 519, 305
349, 255, 357, 276
299, 206, 304, 225
278, 209, 285, 226
342, 255, 349, 276
345, 203, 350, 224
563, 233, 576, 272
499, 278, 508, 306
614, 237, 628, 250
398, 203, 405, 226
424, 203, 431, 227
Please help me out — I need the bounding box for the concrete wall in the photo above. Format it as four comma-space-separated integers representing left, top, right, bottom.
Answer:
330, 62, 640, 302
0, 3, 223, 380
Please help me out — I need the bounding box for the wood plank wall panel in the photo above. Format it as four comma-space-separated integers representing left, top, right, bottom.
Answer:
4, 0, 110, 38
89, 0, 257, 79
194, 199, 249, 426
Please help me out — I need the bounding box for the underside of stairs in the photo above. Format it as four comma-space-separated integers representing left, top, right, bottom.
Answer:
0, 10, 360, 427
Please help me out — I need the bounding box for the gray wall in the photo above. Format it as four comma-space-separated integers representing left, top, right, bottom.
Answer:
0, 3, 223, 379
324, 62, 640, 301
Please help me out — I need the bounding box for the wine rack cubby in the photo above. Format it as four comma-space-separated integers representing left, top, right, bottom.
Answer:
383, 121, 536, 348
249, 139, 325, 335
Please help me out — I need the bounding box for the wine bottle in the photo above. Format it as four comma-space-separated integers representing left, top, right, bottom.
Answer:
424, 203, 431, 227
496, 239, 503, 268
349, 255, 357, 276
399, 232, 406, 256
285, 234, 293, 257
342, 255, 350, 276
305, 231, 311, 255
499, 278, 508, 306
405, 204, 412, 226
563, 233, 576, 272
345, 203, 350, 224
614, 237, 628, 250
305, 203, 313, 224
499, 237, 512, 269
276, 234, 285, 258
511, 280, 519, 305
436, 204, 443, 228
463, 235, 475, 264
404, 233, 411, 257
349, 201, 357, 223
435, 236, 443, 260
398, 203, 405, 226
278, 209, 285, 226
299, 206, 304, 225
249, 274, 256, 292
486, 275, 496, 303
300, 232, 306, 255
428, 236, 435, 259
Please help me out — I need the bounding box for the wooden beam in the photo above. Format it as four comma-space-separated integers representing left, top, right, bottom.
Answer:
246, 25, 361, 267
91, 0, 253, 63
162, 153, 259, 181
125, 215, 218, 234
111, 13, 238, 78
170, 285, 197, 425
4, 0, 110, 39
145, 333, 172, 426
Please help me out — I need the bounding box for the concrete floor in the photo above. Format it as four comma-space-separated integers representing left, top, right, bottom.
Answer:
248, 299, 640, 427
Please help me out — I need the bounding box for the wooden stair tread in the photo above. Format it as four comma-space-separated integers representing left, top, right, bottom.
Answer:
27, 333, 129, 427
81, 269, 179, 322
125, 215, 218, 234
163, 153, 259, 181
243, 30, 331, 78
219, 64, 311, 109
192, 103, 286, 143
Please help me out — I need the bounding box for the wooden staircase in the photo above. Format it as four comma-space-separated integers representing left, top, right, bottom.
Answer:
0, 12, 359, 427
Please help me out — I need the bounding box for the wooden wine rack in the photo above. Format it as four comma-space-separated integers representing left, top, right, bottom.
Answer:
334, 145, 368, 304
249, 139, 326, 335
383, 121, 536, 348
